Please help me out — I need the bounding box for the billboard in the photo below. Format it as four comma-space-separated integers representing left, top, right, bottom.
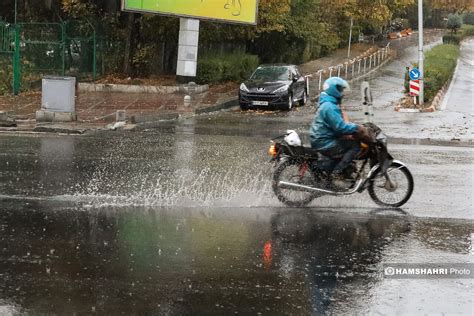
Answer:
122, 0, 259, 25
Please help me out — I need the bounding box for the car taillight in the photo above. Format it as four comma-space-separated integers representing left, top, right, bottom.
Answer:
268, 143, 278, 157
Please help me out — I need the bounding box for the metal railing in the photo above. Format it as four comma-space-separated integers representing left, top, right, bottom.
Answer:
313, 43, 391, 94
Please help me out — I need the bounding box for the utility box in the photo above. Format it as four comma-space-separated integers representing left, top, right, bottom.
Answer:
37, 76, 77, 122
42, 76, 76, 112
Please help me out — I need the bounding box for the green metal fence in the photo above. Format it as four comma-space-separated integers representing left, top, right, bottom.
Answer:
0, 20, 96, 95
0, 21, 15, 94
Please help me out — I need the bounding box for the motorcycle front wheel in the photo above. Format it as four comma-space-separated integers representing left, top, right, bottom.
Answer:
272, 160, 319, 207
368, 161, 414, 207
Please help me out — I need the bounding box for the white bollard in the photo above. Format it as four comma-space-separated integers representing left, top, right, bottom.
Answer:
318, 70, 323, 91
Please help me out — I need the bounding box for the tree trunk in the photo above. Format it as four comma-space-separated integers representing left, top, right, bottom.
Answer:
123, 12, 135, 76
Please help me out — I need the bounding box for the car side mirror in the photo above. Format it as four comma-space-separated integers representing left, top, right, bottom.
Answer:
292, 75, 298, 82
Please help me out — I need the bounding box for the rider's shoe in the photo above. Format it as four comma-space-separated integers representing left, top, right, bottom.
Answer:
331, 172, 355, 190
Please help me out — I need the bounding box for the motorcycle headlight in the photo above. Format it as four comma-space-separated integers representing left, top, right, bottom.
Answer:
268, 143, 278, 157
273, 85, 289, 94
240, 83, 249, 93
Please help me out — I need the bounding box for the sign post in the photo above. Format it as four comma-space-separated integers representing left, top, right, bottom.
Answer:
409, 68, 421, 106
410, 79, 420, 106
418, 0, 424, 106
361, 81, 373, 123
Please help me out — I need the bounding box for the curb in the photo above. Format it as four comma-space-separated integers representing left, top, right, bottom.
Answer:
78, 82, 209, 94
388, 136, 473, 148
32, 125, 87, 134
195, 98, 238, 115
134, 98, 239, 129
395, 76, 453, 113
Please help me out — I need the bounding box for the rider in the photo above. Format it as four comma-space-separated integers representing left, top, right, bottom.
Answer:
309, 77, 363, 180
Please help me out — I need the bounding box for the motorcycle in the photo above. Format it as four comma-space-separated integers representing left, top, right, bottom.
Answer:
267, 123, 414, 207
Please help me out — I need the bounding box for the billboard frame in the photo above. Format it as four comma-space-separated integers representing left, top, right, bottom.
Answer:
121, 0, 259, 26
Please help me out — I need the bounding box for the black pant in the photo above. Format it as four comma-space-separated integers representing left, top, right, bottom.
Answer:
320, 140, 360, 174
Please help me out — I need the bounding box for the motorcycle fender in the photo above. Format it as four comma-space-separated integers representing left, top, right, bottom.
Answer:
367, 160, 407, 179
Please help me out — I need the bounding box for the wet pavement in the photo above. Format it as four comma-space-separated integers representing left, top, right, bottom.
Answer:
1, 117, 473, 314
1, 29, 473, 315
343, 32, 472, 142
442, 38, 474, 115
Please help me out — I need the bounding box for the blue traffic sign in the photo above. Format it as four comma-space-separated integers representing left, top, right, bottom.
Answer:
409, 68, 421, 80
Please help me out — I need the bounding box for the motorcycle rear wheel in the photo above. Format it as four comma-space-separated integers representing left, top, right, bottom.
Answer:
272, 160, 319, 207
368, 161, 414, 207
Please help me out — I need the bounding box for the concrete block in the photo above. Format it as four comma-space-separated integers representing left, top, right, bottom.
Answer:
398, 108, 420, 113
180, 18, 200, 31
0, 111, 7, 121
178, 46, 198, 61
178, 30, 199, 46
177, 60, 197, 77
36, 110, 76, 122
54, 111, 77, 122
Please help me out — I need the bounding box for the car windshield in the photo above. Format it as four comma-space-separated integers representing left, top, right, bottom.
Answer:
250, 66, 291, 81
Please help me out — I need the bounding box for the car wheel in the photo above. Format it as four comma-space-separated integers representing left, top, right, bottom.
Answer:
299, 90, 307, 106
283, 93, 293, 111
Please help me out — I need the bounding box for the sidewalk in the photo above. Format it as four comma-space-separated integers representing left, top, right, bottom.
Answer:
0, 43, 380, 134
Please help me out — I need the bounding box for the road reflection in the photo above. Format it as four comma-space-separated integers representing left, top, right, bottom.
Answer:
269, 209, 411, 314
2, 201, 452, 314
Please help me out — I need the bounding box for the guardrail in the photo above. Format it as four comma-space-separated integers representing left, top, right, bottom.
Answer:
313, 43, 391, 93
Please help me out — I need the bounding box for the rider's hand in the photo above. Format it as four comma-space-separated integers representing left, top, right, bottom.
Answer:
355, 125, 376, 143
340, 135, 355, 140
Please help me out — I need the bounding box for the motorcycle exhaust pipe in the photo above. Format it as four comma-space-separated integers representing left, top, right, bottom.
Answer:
278, 180, 363, 196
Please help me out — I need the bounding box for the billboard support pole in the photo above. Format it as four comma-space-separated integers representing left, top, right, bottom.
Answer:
176, 18, 200, 83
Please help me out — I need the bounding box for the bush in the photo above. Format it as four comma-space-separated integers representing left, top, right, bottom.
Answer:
423, 44, 460, 102
463, 11, 474, 25
447, 14, 462, 33
196, 58, 223, 84
461, 24, 474, 37
442, 25, 474, 45
197, 53, 259, 84
442, 34, 460, 45
0, 58, 12, 95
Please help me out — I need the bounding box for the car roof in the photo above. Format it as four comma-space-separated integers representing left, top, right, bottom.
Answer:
257, 64, 296, 68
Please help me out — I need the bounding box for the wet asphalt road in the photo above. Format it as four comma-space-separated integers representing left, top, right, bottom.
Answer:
0, 119, 473, 314
1, 32, 473, 315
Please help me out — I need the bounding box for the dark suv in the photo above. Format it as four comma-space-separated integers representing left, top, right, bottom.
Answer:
239, 64, 308, 111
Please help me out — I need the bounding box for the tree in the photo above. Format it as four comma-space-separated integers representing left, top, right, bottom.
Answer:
447, 13, 462, 33
431, 0, 474, 12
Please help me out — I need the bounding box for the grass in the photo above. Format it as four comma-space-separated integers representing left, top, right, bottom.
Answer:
423, 44, 460, 102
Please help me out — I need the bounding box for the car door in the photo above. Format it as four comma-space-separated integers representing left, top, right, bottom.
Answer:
293, 67, 305, 99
